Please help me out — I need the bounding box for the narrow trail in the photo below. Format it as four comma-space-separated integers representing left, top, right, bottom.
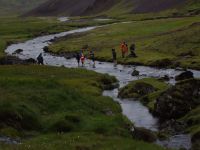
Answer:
4, 23, 200, 149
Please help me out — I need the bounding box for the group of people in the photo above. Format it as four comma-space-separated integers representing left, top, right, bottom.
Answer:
120, 41, 137, 58
36, 41, 136, 67
112, 42, 137, 65
75, 49, 95, 67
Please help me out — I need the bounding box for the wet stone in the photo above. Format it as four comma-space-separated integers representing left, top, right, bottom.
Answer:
131, 69, 140, 76
175, 71, 194, 81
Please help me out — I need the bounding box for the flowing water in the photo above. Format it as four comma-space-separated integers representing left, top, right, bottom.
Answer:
5, 25, 200, 149
0, 136, 20, 144
58, 17, 70, 22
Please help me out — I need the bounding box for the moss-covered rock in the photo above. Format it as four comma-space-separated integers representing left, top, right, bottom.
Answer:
131, 69, 140, 76
175, 71, 194, 81
154, 79, 200, 121
118, 78, 168, 102
98, 74, 118, 90
132, 127, 157, 143
119, 82, 156, 99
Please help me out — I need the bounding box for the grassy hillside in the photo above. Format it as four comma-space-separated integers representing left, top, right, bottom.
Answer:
0, 65, 164, 150
0, 0, 47, 16
49, 16, 200, 70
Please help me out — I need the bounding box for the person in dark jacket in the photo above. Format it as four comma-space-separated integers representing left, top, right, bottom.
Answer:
89, 50, 95, 68
37, 53, 44, 65
112, 48, 117, 66
129, 43, 137, 57
75, 52, 81, 66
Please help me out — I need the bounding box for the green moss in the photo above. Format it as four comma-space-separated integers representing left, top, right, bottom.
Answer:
119, 78, 169, 110
181, 107, 200, 135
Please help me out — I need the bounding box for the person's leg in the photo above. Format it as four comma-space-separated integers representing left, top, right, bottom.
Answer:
93, 59, 95, 68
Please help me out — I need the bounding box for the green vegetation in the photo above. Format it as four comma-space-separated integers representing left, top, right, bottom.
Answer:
49, 16, 200, 69
0, 65, 164, 150
118, 78, 169, 110
0, 133, 164, 150
0, 16, 117, 58
0, 17, 74, 57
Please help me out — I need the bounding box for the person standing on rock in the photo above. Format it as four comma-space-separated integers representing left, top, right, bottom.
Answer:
112, 48, 117, 67
75, 52, 81, 67
120, 41, 128, 58
37, 53, 44, 65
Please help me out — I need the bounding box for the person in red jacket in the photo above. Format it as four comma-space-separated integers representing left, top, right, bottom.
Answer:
80, 53, 85, 67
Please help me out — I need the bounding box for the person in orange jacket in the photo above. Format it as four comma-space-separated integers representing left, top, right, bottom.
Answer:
120, 41, 128, 58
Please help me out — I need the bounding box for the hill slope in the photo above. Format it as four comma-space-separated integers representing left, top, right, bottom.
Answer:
26, 0, 118, 16
26, 0, 200, 17
0, 0, 47, 16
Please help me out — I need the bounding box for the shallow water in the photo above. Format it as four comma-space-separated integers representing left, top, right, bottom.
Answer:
58, 17, 69, 22
156, 134, 192, 150
5, 25, 200, 149
0, 136, 20, 144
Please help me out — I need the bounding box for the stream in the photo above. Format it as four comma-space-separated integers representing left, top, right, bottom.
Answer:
4, 24, 200, 149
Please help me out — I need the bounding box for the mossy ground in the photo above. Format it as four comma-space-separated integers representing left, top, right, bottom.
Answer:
0, 65, 164, 150
118, 78, 169, 111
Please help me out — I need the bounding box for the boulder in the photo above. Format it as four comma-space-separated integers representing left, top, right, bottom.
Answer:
43, 46, 50, 53
154, 79, 200, 121
175, 71, 194, 81
131, 69, 140, 76
159, 75, 170, 81
132, 127, 157, 142
13, 49, 23, 54
118, 82, 156, 98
